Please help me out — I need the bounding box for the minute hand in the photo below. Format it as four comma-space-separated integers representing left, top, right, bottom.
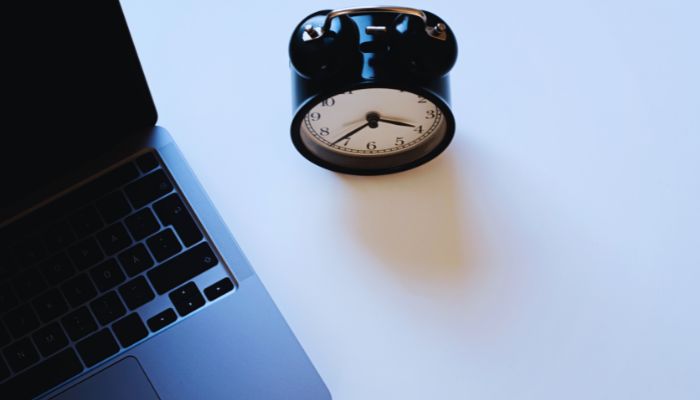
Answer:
332, 122, 370, 145
378, 118, 415, 128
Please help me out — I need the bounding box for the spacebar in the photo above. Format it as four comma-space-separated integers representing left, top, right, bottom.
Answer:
147, 242, 218, 295
0, 348, 84, 398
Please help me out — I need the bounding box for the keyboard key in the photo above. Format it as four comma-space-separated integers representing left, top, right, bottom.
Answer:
62, 306, 98, 341
146, 228, 182, 262
97, 222, 132, 255
69, 206, 104, 238
3, 337, 40, 373
39, 252, 76, 285
118, 277, 155, 310
135, 151, 159, 173
113, 313, 148, 348
96, 190, 132, 224
0, 322, 10, 347
153, 194, 203, 247
0, 348, 83, 399
169, 282, 205, 317
61, 274, 98, 307
147, 308, 177, 332
148, 242, 218, 295
0, 356, 8, 381
68, 237, 104, 270
76, 328, 120, 367
90, 291, 126, 325
33, 322, 69, 357
204, 277, 234, 301
42, 220, 76, 253
0, 283, 19, 313
117, 244, 154, 277
13, 267, 48, 301
124, 169, 173, 209
3, 304, 39, 339
90, 259, 126, 292
124, 208, 160, 241
32, 289, 69, 323
11, 239, 47, 269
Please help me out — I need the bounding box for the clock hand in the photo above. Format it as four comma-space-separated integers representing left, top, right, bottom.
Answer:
330, 112, 384, 145
331, 122, 370, 145
377, 118, 415, 128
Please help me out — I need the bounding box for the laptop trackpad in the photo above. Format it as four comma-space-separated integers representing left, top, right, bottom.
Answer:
51, 357, 160, 400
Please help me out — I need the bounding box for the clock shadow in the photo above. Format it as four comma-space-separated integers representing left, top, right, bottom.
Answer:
337, 151, 477, 285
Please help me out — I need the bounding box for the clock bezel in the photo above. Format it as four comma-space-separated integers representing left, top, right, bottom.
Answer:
290, 82, 455, 175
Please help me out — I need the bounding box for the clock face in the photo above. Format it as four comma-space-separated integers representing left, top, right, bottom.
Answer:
300, 88, 444, 157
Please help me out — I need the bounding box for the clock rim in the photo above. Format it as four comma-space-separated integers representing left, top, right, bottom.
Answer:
290, 82, 456, 176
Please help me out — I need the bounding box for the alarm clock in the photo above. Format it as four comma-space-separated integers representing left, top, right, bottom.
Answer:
289, 6, 458, 175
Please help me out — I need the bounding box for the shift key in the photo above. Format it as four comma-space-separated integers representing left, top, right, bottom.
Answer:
147, 243, 218, 295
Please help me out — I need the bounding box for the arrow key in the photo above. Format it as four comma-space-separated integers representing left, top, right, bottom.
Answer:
169, 282, 205, 317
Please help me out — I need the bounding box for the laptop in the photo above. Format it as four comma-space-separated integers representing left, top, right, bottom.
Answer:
0, 2, 330, 399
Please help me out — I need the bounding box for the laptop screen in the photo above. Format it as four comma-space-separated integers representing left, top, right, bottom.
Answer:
2, 1, 157, 213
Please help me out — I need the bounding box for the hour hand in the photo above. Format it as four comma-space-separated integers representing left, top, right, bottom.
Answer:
378, 118, 415, 128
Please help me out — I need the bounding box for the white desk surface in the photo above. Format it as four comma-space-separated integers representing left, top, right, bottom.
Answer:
121, 1, 700, 399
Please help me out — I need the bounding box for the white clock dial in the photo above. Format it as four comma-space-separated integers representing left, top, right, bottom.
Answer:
301, 88, 443, 156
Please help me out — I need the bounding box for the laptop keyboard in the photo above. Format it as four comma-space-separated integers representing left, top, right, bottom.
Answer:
0, 151, 235, 398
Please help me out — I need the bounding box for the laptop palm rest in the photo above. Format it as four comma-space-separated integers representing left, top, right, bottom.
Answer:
50, 357, 160, 400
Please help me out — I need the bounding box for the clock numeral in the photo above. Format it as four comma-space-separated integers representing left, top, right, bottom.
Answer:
417, 96, 427, 103
319, 127, 330, 136
309, 112, 321, 121
366, 141, 377, 150
395, 137, 405, 146
413, 125, 424, 133
425, 110, 436, 119
342, 138, 351, 146
321, 98, 336, 107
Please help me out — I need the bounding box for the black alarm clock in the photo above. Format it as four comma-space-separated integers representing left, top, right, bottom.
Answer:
289, 6, 458, 175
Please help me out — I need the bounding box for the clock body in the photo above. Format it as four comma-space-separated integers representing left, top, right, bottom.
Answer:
290, 7, 457, 175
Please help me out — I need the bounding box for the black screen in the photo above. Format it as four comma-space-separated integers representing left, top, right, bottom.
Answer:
2, 1, 157, 212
